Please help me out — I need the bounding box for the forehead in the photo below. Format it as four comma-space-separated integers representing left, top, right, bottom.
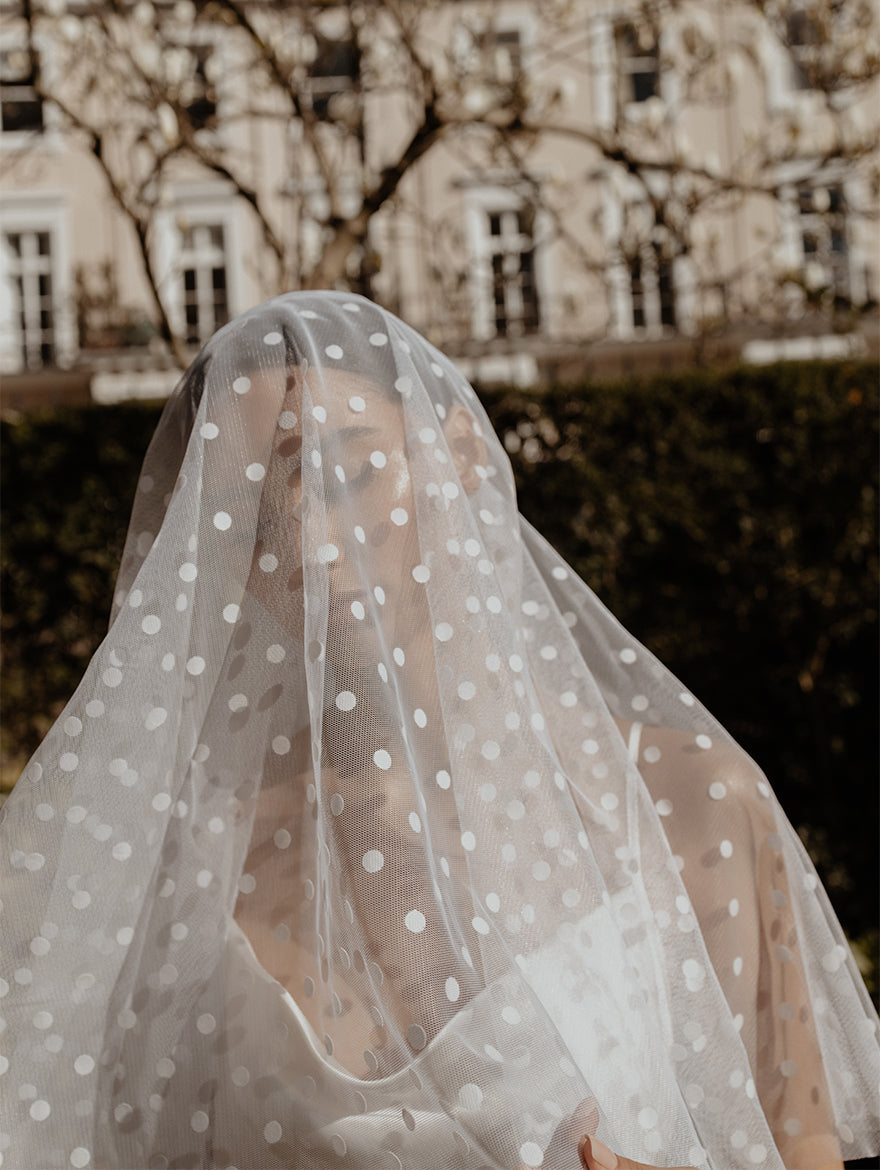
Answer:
309, 367, 403, 433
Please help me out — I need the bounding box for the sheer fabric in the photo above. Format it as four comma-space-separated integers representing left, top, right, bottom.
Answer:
1, 291, 877, 1170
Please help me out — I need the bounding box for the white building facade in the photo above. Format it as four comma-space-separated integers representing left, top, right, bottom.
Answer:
0, 0, 877, 399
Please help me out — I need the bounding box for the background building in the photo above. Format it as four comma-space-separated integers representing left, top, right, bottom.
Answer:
1, 0, 877, 403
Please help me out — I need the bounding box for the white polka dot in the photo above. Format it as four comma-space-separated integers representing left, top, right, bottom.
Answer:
74, 1055, 95, 1075
369, 332, 388, 346
213, 511, 232, 531
259, 553, 279, 573
461, 831, 476, 851
112, 842, 132, 861
246, 462, 265, 481
141, 615, 161, 635
391, 508, 408, 526
408, 811, 421, 832
472, 916, 490, 935
330, 794, 344, 816
317, 543, 339, 564
279, 410, 297, 429
179, 562, 197, 581
233, 376, 251, 395
373, 749, 391, 770
350, 600, 365, 620
709, 782, 726, 800
348, 395, 366, 412
720, 839, 733, 858
459, 1082, 482, 1109
696, 734, 713, 749
414, 708, 427, 728
446, 977, 460, 1002
30, 1099, 51, 1120
335, 690, 356, 711
59, 753, 79, 772
374, 585, 385, 604
263, 331, 282, 345
519, 1142, 543, 1167
200, 422, 219, 439
370, 450, 387, 468
85, 700, 104, 718
272, 735, 291, 755
532, 861, 551, 881
186, 656, 206, 676
196, 1013, 216, 1035
404, 909, 426, 933
325, 345, 343, 360
481, 740, 500, 760
267, 644, 285, 663
436, 769, 451, 789
354, 525, 366, 544
145, 707, 167, 730
223, 603, 240, 623
363, 850, 384, 873
458, 681, 476, 700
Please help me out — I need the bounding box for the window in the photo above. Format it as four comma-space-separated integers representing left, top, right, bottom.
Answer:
797, 185, 849, 297
489, 28, 523, 85
624, 243, 677, 332
2, 228, 56, 367
0, 46, 43, 134
180, 223, 228, 347
786, 9, 822, 90
179, 43, 217, 132
615, 21, 659, 106
307, 32, 360, 121
487, 206, 540, 338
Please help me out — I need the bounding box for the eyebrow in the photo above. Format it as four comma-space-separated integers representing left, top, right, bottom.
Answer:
324, 425, 382, 454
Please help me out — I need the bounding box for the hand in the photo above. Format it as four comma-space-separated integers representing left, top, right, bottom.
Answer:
579, 1133, 698, 1170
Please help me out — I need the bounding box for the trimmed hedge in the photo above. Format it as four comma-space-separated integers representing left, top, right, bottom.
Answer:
2, 361, 877, 992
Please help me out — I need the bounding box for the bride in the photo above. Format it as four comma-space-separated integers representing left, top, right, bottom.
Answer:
1, 292, 877, 1170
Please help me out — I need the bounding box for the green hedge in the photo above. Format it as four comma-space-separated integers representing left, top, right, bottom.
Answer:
2, 361, 877, 993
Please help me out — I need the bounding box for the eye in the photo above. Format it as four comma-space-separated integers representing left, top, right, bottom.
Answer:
346, 462, 379, 493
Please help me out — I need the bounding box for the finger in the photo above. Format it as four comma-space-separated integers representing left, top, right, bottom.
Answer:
579, 1133, 697, 1170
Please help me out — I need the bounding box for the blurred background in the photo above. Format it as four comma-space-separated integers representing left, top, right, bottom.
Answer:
0, 0, 877, 1042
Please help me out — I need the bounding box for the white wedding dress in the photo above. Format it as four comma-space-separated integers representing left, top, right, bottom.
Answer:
1, 292, 877, 1170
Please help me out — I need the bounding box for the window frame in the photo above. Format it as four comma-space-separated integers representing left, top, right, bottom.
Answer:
0, 191, 74, 373
461, 180, 550, 343
602, 174, 691, 339
0, 29, 62, 152
153, 184, 240, 351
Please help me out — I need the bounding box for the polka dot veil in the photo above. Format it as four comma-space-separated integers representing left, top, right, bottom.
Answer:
1, 292, 877, 1170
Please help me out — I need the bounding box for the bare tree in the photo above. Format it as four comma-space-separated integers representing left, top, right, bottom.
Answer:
6, 0, 879, 365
